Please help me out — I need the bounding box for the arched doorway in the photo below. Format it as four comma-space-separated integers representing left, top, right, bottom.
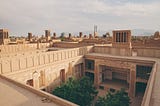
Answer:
39, 71, 45, 87
60, 69, 65, 83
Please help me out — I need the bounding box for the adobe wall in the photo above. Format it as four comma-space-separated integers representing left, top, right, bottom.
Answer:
81, 38, 110, 44
0, 46, 93, 90
93, 46, 160, 58
133, 47, 160, 58
132, 39, 160, 47
5, 56, 84, 91
0, 43, 50, 54
93, 46, 132, 56
53, 42, 94, 48
0, 46, 91, 74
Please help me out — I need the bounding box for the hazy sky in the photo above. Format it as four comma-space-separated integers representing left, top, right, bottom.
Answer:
0, 0, 160, 36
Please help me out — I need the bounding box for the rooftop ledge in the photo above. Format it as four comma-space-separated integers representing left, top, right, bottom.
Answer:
85, 53, 156, 64
0, 75, 78, 106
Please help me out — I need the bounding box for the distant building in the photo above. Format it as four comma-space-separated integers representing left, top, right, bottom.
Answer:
45, 30, 51, 42
28, 32, 33, 42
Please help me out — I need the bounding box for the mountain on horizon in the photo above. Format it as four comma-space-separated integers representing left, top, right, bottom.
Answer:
131, 29, 156, 36
72, 29, 156, 37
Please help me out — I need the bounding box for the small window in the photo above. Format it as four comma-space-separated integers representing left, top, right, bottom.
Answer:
124, 32, 127, 42
110, 88, 116, 93
85, 59, 94, 70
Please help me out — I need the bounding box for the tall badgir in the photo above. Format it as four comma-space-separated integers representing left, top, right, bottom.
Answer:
0, 28, 160, 106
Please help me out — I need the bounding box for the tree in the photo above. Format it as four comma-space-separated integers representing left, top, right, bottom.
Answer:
52, 77, 98, 106
95, 88, 130, 106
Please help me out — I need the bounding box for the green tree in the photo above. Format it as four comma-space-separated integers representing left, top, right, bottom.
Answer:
95, 88, 130, 106
52, 77, 98, 106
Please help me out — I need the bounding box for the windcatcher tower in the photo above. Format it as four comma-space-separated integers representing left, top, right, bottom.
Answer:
112, 30, 132, 48
45, 30, 51, 42
0, 29, 10, 45
28, 33, 32, 42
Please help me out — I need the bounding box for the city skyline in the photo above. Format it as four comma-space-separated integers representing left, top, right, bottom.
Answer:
0, 0, 160, 36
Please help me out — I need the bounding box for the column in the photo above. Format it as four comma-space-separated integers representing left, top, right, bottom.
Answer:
122, 32, 124, 42
129, 64, 136, 98
126, 32, 128, 42
94, 61, 100, 88
69, 62, 73, 76
33, 71, 40, 89
37, 41, 40, 49
120, 32, 122, 42
114, 32, 116, 42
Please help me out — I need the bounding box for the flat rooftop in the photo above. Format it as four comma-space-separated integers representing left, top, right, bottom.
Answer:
85, 53, 157, 63
0, 77, 59, 106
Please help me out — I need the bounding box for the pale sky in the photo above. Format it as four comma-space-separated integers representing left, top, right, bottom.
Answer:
0, 0, 160, 36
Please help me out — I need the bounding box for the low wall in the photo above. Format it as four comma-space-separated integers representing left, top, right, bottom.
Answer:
141, 63, 157, 106
133, 47, 160, 58
0, 43, 50, 54
93, 46, 132, 56
53, 42, 94, 48
93, 46, 160, 58
81, 38, 110, 44
0, 75, 77, 106
132, 39, 160, 47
